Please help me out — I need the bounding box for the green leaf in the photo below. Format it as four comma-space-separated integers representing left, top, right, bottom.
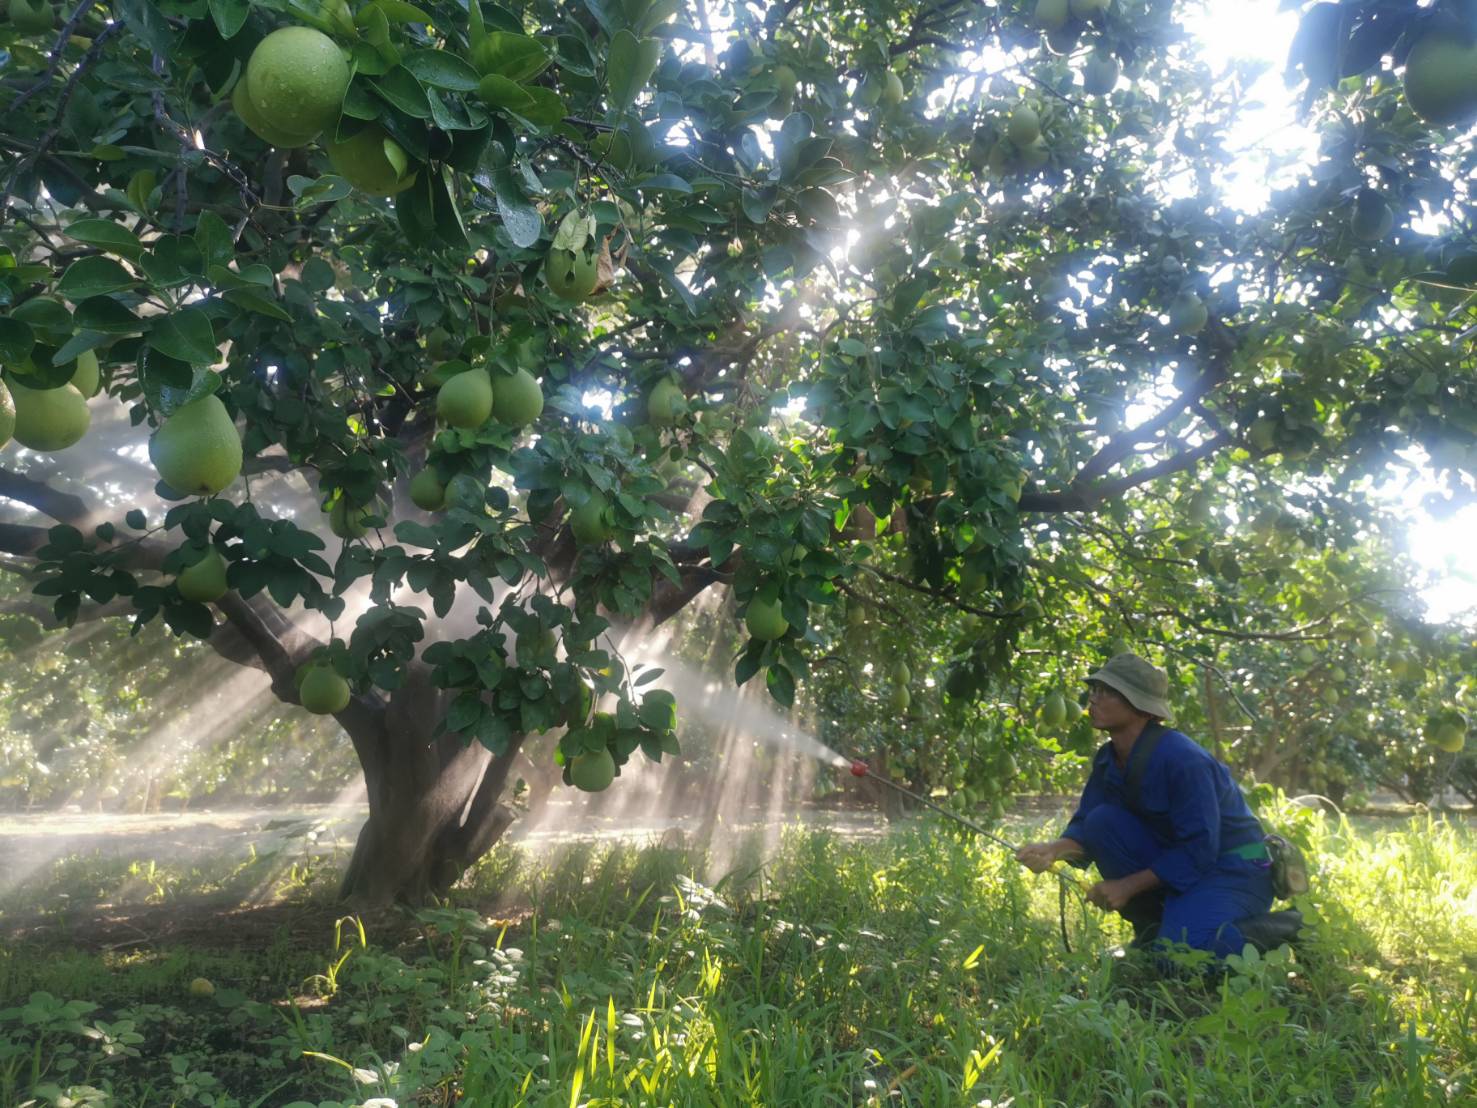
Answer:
477, 73, 536, 110
511, 85, 566, 127
606, 30, 661, 111
766, 663, 795, 707
474, 32, 551, 82
52, 331, 106, 366
300, 257, 336, 292
58, 256, 137, 299
126, 509, 147, 530
207, 0, 249, 37
148, 308, 218, 365
402, 49, 481, 91
287, 174, 354, 209
10, 297, 72, 335
364, 0, 433, 23
371, 67, 433, 119
0, 318, 35, 364
221, 287, 293, 321
431, 166, 469, 250
194, 211, 235, 269
492, 168, 542, 247
64, 219, 144, 259
638, 172, 692, 194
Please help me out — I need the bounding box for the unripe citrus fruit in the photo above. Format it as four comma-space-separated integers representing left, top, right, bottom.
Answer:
1402, 31, 1477, 126
329, 498, 374, 538
882, 70, 905, 106
570, 748, 616, 792
176, 546, 229, 603
437, 370, 494, 428
70, 350, 100, 398
408, 468, 446, 511
243, 26, 349, 143
1042, 690, 1068, 727
232, 77, 317, 148
744, 597, 789, 641
545, 248, 600, 301
188, 977, 216, 998
1168, 291, 1208, 333
1034, 0, 1069, 31
492, 368, 544, 428
1070, 0, 1109, 19
300, 665, 350, 714
889, 684, 911, 712
646, 377, 685, 428
327, 126, 416, 195
569, 492, 612, 544
149, 395, 242, 496
1007, 105, 1040, 146
8, 379, 90, 452
1083, 49, 1120, 94
1351, 193, 1394, 241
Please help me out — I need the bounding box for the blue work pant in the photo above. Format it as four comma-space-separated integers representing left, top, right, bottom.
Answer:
1073, 803, 1275, 959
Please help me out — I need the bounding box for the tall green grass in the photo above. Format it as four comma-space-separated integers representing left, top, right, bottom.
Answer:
1, 801, 1472, 1106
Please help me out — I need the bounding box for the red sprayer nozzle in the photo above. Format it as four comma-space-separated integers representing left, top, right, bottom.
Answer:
849, 760, 869, 777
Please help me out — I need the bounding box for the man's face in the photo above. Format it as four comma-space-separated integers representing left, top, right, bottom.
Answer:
1086, 682, 1140, 730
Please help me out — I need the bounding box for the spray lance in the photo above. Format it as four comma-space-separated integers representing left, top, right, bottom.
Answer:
847, 759, 1087, 951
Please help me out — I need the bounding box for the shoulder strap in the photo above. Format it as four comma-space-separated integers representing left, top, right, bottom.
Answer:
1124, 723, 1168, 812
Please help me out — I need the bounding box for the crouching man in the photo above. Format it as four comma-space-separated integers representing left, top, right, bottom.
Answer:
1015, 654, 1274, 959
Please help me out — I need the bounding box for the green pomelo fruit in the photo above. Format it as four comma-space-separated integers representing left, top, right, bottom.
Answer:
1017, 137, 1049, 171
437, 370, 494, 428
1042, 691, 1068, 727
937, 240, 964, 266
1007, 105, 1040, 146
1070, 0, 1110, 18
1034, 0, 1069, 30
570, 492, 612, 544
847, 601, 867, 628
188, 977, 215, 998
1083, 50, 1120, 94
493, 368, 544, 428
244, 26, 349, 142
300, 665, 351, 714
1169, 292, 1208, 333
562, 680, 594, 728
327, 126, 417, 195
1045, 22, 1081, 54
1296, 645, 1317, 665
891, 660, 912, 685
570, 749, 617, 792
1432, 719, 1466, 753
646, 377, 685, 428
744, 597, 789, 641
0, 381, 14, 449
70, 350, 100, 398
409, 468, 446, 511
889, 684, 911, 712
545, 248, 600, 300
1352, 194, 1394, 242
149, 395, 242, 495
8, 380, 90, 452
176, 546, 229, 603
1248, 417, 1279, 453
1402, 32, 1477, 126
1187, 490, 1213, 524
329, 498, 374, 538
882, 70, 904, 106
231, 77, 317, 148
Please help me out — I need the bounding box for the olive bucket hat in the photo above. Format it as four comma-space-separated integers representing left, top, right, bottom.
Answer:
1086, 653, 1172, 720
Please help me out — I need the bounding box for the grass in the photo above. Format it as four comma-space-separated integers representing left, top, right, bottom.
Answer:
1, 796, 1473, 1107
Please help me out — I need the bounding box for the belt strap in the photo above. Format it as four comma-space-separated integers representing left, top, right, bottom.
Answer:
1224, 840, 1270, 862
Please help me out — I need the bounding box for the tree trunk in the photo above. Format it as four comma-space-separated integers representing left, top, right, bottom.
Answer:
336, 671, 523, 907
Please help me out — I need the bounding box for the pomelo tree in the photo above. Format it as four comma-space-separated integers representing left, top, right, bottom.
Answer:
1, 0, 1473, 903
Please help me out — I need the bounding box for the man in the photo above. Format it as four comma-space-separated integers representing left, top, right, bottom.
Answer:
1015, 653, 1275, 959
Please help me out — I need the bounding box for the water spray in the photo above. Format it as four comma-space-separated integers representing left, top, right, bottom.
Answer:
847, 759, 1085, 891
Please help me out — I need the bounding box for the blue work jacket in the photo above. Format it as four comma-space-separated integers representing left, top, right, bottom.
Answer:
1060, 727, 1266, 893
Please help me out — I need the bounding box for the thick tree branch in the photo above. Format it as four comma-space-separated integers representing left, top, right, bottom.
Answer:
0, 467, 95, 527
1018, 433, 1230, 513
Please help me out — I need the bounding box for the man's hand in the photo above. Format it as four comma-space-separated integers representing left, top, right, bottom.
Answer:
1014, 842, 1060, 874
1086, 878, 1137, 912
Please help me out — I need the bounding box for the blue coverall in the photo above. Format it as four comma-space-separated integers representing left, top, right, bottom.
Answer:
1060, 727, 1275, 958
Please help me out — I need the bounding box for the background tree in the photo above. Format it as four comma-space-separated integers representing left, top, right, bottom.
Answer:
1, 0, 1472, 903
